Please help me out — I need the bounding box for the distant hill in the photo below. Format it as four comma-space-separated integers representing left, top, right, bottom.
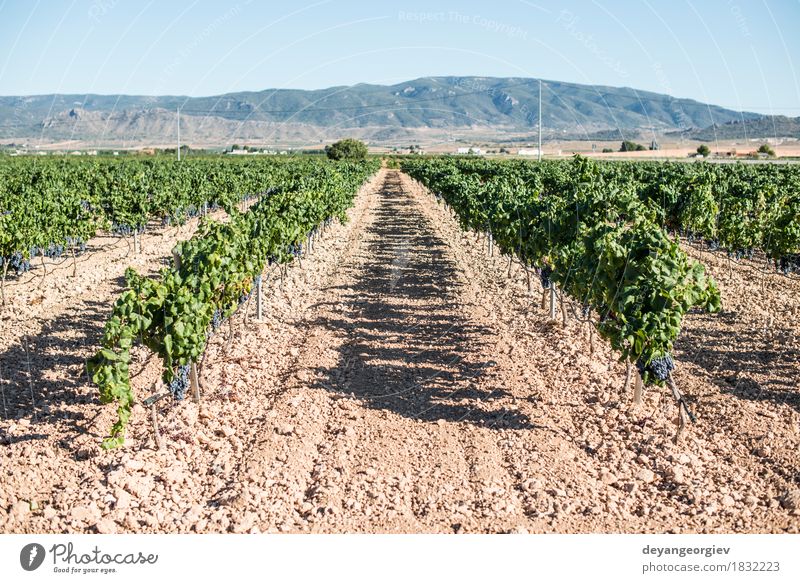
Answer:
0, 76, 762, 146
667, 115, 800, 142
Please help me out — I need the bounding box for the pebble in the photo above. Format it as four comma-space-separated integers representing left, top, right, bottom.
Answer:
124, 459, 145, 471
232, 515, 256, 533
124, 475, 155, 499
11, 500, 29, 520
744, 495, 760, 508
277, 424, 295, 436
95, 518, 118, 534
600, 470, 618, 485
721, 495, 735, 508
115, 489, 132, 510
70, 504, 101, 524
781, 490, 800, 512
669, 467, 685, 484
636, 469, 655, 483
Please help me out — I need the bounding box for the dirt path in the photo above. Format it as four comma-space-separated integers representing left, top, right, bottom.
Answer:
1, 169, 797, 534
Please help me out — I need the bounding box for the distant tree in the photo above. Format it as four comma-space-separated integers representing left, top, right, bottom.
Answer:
757, 143, 775, 157
231, 144, 241, 151
602, 148, 614, 153
696, 144, 711, 157
620, 140, 646, 152
325, 138, 368, 160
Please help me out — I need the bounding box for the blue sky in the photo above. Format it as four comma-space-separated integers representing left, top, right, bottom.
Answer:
0, 0, 798, 114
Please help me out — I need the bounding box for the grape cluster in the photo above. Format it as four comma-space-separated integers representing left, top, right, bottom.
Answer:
539, 266, 553, 289
778, 255, 800, 275
111, 223, 146, 237
169, 364, 190, 400
288, 243, 303, 257
65, 237, 87, 253
728, 248, 754, 261
36, 243, 65, 259
211, 309, 222, 330
581, 304, 591, 318
708, 240, 720, 251
2, 252, 31, 274
635, 353, 675, 382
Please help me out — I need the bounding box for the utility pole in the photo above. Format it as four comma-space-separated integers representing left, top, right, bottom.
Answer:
177, 106, 181, 161
538, 79, 542, 162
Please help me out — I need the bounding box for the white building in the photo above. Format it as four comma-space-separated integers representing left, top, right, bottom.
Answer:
517, 148, 541, 156
456, 147, 483, 155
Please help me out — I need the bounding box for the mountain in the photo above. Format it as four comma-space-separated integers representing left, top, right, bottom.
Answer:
667, 115, 800, 142
0, 76, 762, 147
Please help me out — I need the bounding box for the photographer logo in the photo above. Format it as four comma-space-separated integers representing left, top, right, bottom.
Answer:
20, 543, 46, 571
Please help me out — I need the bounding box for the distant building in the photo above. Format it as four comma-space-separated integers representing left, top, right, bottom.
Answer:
517, 148, 541, 156
456, 147, 483, 155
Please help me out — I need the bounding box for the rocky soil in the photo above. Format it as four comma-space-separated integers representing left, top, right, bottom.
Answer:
0, 169, 797, 534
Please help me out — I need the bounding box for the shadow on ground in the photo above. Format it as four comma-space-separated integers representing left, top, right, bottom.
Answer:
677, 310, 800, 414
0, 282, 127, 453
312, 172, 533, 430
